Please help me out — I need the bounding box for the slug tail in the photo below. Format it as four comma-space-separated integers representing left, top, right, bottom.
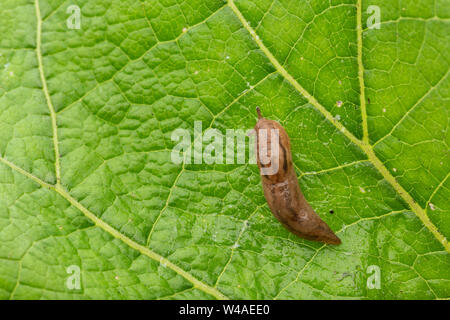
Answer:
291, 212, 342, 245
321, 231, 341, 245
308, 212, 342, 245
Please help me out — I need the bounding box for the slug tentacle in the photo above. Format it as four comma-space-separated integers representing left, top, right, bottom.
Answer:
256, 106, 263, 119
254, 108, 341, 245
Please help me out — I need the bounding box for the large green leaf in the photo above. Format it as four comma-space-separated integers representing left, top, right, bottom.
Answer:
0, 0, 448, 299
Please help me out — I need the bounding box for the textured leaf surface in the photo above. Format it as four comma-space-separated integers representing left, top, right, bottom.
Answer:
0, 0, 449, 299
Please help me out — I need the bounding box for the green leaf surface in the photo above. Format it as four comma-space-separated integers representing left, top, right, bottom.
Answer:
0, 0, 449, 299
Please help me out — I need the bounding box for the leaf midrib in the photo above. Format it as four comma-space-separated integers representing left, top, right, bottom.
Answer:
1, 0, 448, 300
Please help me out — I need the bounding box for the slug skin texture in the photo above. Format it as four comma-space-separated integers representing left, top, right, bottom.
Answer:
254, 107, 341, 245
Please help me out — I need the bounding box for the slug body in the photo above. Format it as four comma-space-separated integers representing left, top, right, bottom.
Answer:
254, 108, 341, 245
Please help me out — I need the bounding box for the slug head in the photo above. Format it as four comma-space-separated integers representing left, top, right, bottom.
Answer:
254, 107, 293, 182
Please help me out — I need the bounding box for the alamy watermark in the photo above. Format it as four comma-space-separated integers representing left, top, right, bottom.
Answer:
366, 265, 381, 289
367, 5, 381, 29
171, 121, 280, 175
66, 5, 81, 30
66, 265, 81, 290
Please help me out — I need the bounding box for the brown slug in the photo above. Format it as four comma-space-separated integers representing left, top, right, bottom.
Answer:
254, 107, 341, 245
